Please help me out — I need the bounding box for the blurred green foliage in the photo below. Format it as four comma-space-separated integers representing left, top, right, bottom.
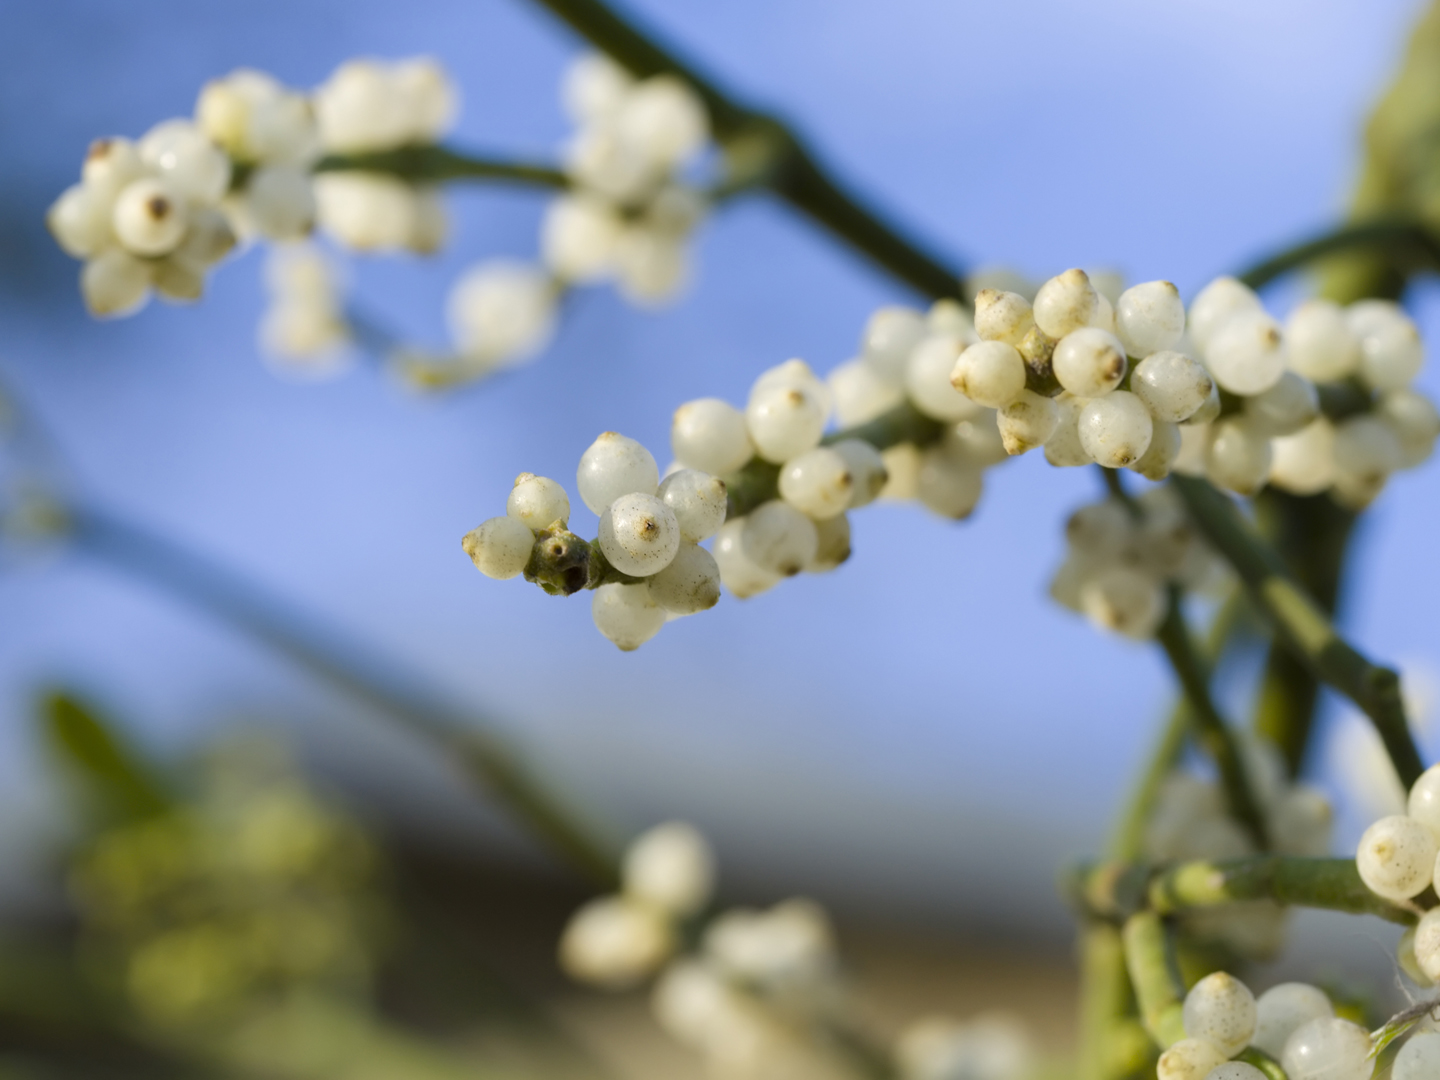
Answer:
1324, 0, 1440, 301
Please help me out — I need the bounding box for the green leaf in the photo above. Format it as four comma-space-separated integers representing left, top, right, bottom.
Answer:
39, 689, 172, 821
1323, 0, 1440, 302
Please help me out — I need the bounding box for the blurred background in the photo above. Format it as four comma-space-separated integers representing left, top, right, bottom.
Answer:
3, 0, 1440, 1075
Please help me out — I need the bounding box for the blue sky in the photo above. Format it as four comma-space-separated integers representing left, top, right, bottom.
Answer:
1, 0, 1437, 943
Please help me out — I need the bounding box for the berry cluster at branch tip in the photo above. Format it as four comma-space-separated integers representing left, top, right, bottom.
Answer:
957, 270, 1436, 504
462, 294, 1017, 650
1049, 486, 1227, 641
1356, 762, 1440, 984
1156, 971, 1386, 1080
48, 122, 238, 317
463, 269, 1437, 649
557, 822, 1033, 1079
48, 51, 716, 384
547, 52, 711, 306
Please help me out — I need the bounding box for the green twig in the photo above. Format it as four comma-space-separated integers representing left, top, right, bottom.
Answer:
1076, 922, 1153, 1080
1147, 856, 1415, 927
1249, 490, 1358, 776
1121, 912, 1186, 1048
522, 0, 965, 299
315, 145, 570, 188
63, 502, 620, 889
1153, 590, 1269, 849
1066, 856, 1415, 927
1236, 215, 1440, 291
1170, 476, 1425, 789
1108, 592, 1247, 862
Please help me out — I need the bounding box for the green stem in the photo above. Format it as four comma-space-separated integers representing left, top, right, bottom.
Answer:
1147, 856, 1415, 926
1121, 912, 1186, 1048
64, 501, 619, 889
1066, 856, 1416, 927
1170, 476, 1425, 789
1249, 490, 1358, 776
1153, 591, 1269, 849
315, 145, 570, 188
1108, 592, 1247, 861
1236, 215, 1440, 291
1077, 923, 1153, 1080
522, 0, 965, 299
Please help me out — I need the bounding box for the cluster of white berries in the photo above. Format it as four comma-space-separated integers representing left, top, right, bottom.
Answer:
896, 1013, 1034, 1080
825, 298, 1013, 519
1147, 747, 1333, 866
953, 271, 1209, 479
307, 58, 457, 253
1157, 972, 1386, 1080
1175, 282, 1436, 507
1143, 743, 1332, 959
544, 53, 711, 305
462, 436, 728, 650
943, 270, 1437, 507
199, 68, 321, 244
48, 58, 456, 320
558, 822, 837, 1072
1355, 763, 1440, 984
1048, 487, 1226, 640
48, 125, 238, 317
557, 822, 1033, 1079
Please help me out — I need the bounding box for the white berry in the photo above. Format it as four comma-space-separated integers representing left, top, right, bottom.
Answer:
657, 469, 727, 542
577, 432, 660, 515
671, 398, 753, 475
598, 492, 681, 577
591, 582, 666, 650
1355, 813, 1437, 900
951, 340, 1026, 408
507, 474, 570, 531
462, 516, 534, 580
1053, 328, 1128, 397
1115, 280, 1185, 357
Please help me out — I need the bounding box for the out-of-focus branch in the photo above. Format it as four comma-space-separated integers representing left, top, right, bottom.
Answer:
521, 0, 966, 300
1066, 856, 1415, 927
62, 501, 620, 888
316, 146, 572, 188
1236, 215, 1440, 291
1170, 476, 1425, 789
1153, 593, 1269, 849
1121, 912, 1185, 1049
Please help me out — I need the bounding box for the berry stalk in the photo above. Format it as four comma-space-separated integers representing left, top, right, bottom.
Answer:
1170, 475, 1425, 788
522, 0, 967, 300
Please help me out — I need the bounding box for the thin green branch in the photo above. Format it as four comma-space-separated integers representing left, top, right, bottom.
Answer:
62, 501, 620, 889
1121, 912, 1185, 1048
1147, 856, 1415, 926
1170, 476, 1425, 789
1109, 592, 1247, 861
523, 0, 965, 299
1077, 922, 1153, 1080
1249, 490, 1358, 776
1154, 590, 1269, 849
1066, 856, 1416, 927
315, 145, 571, 188
1236, 214, 1440, 291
